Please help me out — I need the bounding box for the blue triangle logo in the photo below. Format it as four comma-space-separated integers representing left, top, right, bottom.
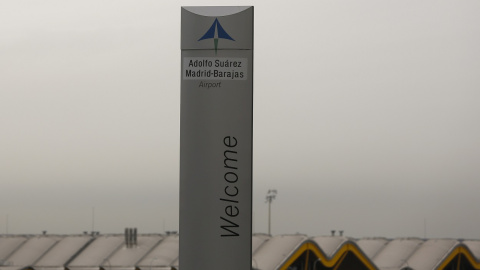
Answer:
198, 18, 234, 54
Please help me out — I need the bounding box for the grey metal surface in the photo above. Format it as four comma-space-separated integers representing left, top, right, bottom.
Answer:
181, 7, 253, 50
182, 6, 250, 17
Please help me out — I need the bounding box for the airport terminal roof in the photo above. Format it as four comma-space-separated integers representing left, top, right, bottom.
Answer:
1, 233, 479, 270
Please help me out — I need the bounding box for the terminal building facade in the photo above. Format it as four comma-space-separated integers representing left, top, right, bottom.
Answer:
1, 232, 480, 270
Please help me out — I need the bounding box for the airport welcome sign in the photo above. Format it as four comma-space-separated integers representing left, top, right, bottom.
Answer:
180, 6, 253, 270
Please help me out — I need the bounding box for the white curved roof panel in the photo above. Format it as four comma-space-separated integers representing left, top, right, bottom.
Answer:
0, 236, 27, 261
402, 239, 458, 270
34, 235, 93, 267
105, 235, 163, 266
372, 238, 424, 269
252, 234, 308, 270
356, 237, 390, 260
4, 236, 60, 266
67, 235, 124, 267
137, 235, 179, 267
464, 240, 480, 258
252, 233, 270, 254
311, 236, 350, 258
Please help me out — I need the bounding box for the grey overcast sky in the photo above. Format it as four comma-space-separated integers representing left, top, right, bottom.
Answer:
1, 0, 479, 239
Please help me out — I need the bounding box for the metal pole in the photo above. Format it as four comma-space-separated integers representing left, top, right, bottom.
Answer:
265, 189, 276, 235
268, 200, 271, 235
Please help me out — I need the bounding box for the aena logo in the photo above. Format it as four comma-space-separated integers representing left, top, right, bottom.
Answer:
198, 18, 234, 55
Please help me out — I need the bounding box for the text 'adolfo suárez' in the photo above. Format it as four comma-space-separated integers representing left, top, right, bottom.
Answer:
183, 57, 247, 80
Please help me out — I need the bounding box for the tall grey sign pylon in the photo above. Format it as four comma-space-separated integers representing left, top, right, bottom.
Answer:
180, 6, 253, 270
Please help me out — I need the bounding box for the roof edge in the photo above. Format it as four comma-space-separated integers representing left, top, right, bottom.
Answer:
436, 244, 480, 270
278, 240, 378, 270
